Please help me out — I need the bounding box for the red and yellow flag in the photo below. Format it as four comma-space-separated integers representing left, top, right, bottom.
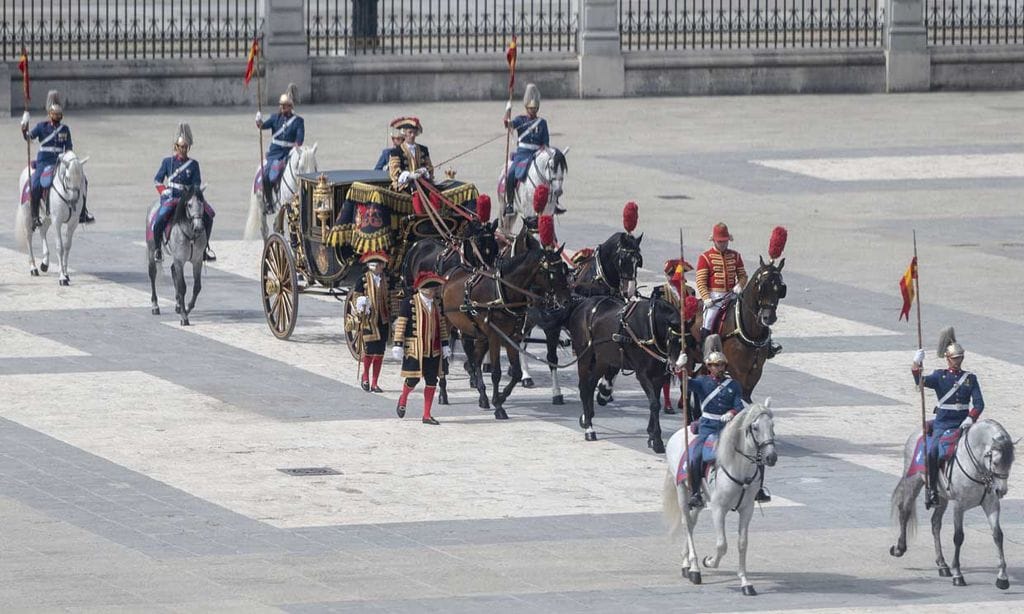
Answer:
243, 37, 259, 87
17, 47, 30, 101
898, 257, 917, 321
505, 36, 518, 90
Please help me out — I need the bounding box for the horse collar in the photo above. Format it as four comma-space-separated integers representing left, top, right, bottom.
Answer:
731, 297, 771, 348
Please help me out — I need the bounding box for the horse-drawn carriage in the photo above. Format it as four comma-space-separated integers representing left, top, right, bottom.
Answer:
259, 169, 481, 344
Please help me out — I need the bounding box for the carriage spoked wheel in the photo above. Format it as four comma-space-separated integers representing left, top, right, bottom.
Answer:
342, 293, 363, 361
261, 233, 299, 340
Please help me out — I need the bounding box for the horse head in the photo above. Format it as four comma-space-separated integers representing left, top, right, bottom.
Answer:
532, 243, 573, 311
650, 297, 683, 361
744, 257, 787, 327
724, 403, 777, 468
463, 219, 500, 268
605, 231, 643, 297
969, 420, 1015, 499
175, 186, 206, 234
58, 151, 86, 202
536, 147, 568, 207
292, 142, 319, 174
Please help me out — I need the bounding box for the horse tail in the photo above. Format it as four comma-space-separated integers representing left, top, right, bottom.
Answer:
662, 470, 683, 540
890, 475, 918, 540
243, 189, 264, 241
15, 199, 30, 250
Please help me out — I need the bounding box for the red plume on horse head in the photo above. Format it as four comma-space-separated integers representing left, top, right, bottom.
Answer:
683, 295, 700, 322
476, 194, 491, 222
538, 215, 557, 248
768, 226, 788, 261
623, 201, 638, 234
533, 184, 550, 215
412, 192, 426, 216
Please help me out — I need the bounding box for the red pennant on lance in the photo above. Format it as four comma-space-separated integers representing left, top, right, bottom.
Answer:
505, 36, 518, 90
898, 257, 917, 321
17, 48, 30, 101
243, 37, 259, 87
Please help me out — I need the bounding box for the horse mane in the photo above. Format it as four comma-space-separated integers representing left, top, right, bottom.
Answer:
171, 188, 198, 225
719, 402, 772, 456
980, 419, 1015, 467
551, 148, 568, 173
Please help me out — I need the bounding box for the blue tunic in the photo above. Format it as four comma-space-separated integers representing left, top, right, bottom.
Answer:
687, 375, 745, 467
508, 115, 549, 183
154, 155, 203, 200
374, 148, 391, 171
260, 113, 305, 161
915, 368, 984, 451
25, 121, 73, 166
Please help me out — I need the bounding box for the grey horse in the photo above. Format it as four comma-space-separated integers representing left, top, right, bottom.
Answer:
146, 187, 208, 325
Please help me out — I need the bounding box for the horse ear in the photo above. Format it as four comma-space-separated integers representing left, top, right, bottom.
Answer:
759, 255, 765, 267
311, 142, 319, 154
556, 243, 565, 256
636, 232, 643, 244
562, 146, 571, 156
79, 156, 89, 165
763, 397, 772, 409
777, 258, 785, 271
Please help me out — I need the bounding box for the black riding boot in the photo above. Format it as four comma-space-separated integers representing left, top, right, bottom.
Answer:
755, 481, 772, 503
766, 336, 783, 359
504, 179, 516, 216
924, 450, 940, 510
78, 197, 95, 224
153, 234, 163, 263
263, 176, 277, 214
688, 461, 705, 509
30, 194, 43, 228
203, 217, 216, 262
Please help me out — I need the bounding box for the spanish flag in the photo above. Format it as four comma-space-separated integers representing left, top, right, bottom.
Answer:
505, 36, 517, 90
17, 48, 30, 101
243, 37, 259, 87
898, 257, 917, 321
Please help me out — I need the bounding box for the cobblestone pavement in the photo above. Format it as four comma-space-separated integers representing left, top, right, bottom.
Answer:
1, 91, 1023, 612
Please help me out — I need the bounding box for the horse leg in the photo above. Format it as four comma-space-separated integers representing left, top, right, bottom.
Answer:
172, 263, 188, 326
488, 339, 507, 419
950, 503, 967, 586
737, 501, 757, 596
39, 217, 51, 273
54, 221, 67, 285
702, 499, 728, 571
889, 476, 922, 558
982, 496, 1009, 589
596, 370, 616, 406
932, 498, 951, 576
498, 347, 521, 406
60, 221, 75, 285
548, 329, 563, 405
148, 249, 161, 315
640, 375, 665, 454
186, 260, 202, 315
579, 360, 599, 442
679, 484, 702, 584
520, 325, 535, 388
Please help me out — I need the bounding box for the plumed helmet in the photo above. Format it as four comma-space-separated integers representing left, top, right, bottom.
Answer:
46, 90, 63, 115
705, 351, 728, 366
279, 83, 298, 106
937, 326, 964, 358
523, 83, 541, 110
475, 194, 492, 222
174, 122, 194, 148
703, 333, 725, 364
710, 222, 733, 242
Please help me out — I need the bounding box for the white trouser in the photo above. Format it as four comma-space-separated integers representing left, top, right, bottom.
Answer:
702, 291, 732, 329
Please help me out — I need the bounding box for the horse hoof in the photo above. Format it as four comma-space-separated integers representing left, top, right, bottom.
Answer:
996, 578, 1010, 590
952, 576, 966, 587
688, 571, 702, 585
521, 378, 535, 389
181, 320, 190, 327
648, 438, 666, 454
938, 566, 951, 577
552, 394, 564, 405
494, 408, 509, 421
30, 268, 39, 277
40, 262, 48, 273
59, 279, 69, 286
584, 431, 598, 442
478, 399, 490, 410
152, 307, 161, 315
174, 305, 181, 314
596, 396, 608, 407
742, 585, 757, 596
889, 545, 904, 558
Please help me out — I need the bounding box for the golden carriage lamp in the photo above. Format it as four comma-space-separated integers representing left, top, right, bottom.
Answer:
312, 173, 333, 237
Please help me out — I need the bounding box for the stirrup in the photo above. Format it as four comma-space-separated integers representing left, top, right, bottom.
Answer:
687, 493, 704, 509
203, 245, 217, 262
924, 489, 938, 510
153, 247, 164, 263
755, 486, 772, 503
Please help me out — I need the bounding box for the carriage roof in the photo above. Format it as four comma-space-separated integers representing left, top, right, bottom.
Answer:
298, 169, 390, 187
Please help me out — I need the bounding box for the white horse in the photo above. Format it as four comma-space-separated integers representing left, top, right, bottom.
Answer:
889, 419, 1015, 589
498, 146, 568, 234
663, 402, 778, 595
244, 143, 319, 240
16, 152, 89, 284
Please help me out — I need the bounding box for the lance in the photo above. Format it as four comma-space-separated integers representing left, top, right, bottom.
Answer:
255, 35, 267, 192
680, 229, 691, 458
912, 230, 928, 491
502, 36, 518, 213
19, 47, 31, 179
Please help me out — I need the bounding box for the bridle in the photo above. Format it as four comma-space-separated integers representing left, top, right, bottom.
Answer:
52, 155, 82, 216
718, 411, 775, 510
957, 428, 1011, 492
732, 266, 785, 348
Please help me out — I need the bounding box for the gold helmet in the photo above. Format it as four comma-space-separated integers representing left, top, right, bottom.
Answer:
523, 83, 541, 110
937, 326, 964, 359
278, 83, 298, 107
46, 90, 63, 116
173, 122, 194, 151
705, 351, 728, 366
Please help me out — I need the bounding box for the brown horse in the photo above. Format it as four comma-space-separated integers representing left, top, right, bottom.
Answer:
688, 257, 786, 401
443, 228, 573, 419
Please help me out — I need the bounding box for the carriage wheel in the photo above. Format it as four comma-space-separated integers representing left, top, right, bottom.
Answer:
262, 233, 299, 340
342, 293, 363, 361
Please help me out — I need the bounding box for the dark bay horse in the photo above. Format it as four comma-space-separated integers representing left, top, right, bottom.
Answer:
566, 295, 681, 453
401, 218, 500, 290
519, 230, 644, 403
689, 257, 786, 401
443, 228, 572, 419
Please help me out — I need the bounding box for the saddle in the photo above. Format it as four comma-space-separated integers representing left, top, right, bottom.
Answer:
906, 425, 962, 479
675, 435, 718, 485
253, 158, 288, 192
704, 295, 735, 333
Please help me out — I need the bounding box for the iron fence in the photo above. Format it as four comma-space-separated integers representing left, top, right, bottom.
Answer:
306, 0, 578, 55
619, 0, 884, 49
1, 1, 261, 61
927, 0, 1024, 44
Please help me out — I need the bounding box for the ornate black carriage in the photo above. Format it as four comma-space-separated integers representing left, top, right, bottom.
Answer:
260, 170, 479, 346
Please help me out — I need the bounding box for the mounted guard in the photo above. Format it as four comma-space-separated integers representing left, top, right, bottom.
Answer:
256, 83, 305, 212
503, 83, 559, 215
352, 252, 391, 393
21, 90, 95, 227
387, 117, 434, 192
912, 327, 985, 510
392, 272, 451, 425
151, 123, 216, 262
653, 257, 698, 413
374, 119, 404, 170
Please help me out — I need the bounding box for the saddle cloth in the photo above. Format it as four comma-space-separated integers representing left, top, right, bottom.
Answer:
906, 427, 962, 478
39, 166, 55, 189
675, 435, 718, 485
253, 159, 288, 192
706, 296, 735, 333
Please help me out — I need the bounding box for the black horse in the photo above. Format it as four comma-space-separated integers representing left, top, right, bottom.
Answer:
566, 295, 681, 453
518, 230, 644, 405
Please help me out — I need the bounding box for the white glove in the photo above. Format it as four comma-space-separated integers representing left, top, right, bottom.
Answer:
355, 296, 368, 313
398, 170, 411, 185
392, 346, 403, 361
703, 299, 713, 310
415, 168, 428, 178
675, 353, 687, 369
721, 412, 735, 424
21, 111, 30, 129
255, 111, 263, 124
505, 101, 512, 113
913, 349, 925, 366
442, 346, 452, 359
960, 416, 974, 430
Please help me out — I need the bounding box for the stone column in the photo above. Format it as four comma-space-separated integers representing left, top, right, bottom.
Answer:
578, 0, 625, 98
885, 0, 931, 92
262, 0, 312, 105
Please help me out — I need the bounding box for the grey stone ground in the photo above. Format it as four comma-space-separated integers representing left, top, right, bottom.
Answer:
1, 92, 1024, 612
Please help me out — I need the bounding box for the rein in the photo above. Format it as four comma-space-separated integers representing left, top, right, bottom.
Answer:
955, 428, 1010, 504
618, 300, 676, 368
718, 416, 775, 511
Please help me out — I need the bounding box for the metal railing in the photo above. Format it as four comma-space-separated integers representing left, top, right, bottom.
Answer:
306, 0, 578, 55
1, 0, 261, 61
926, 0, 1024, 45
619, 0, 884, 49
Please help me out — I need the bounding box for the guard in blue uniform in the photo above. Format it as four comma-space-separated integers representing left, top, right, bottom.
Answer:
151, 123, 216, 262
502, 83, 552, 213
20, 90, 95, 226
374, 119, 404, 170
255, 83, 305, 211
912, 328, 984, 509
685, 350, 745, 509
